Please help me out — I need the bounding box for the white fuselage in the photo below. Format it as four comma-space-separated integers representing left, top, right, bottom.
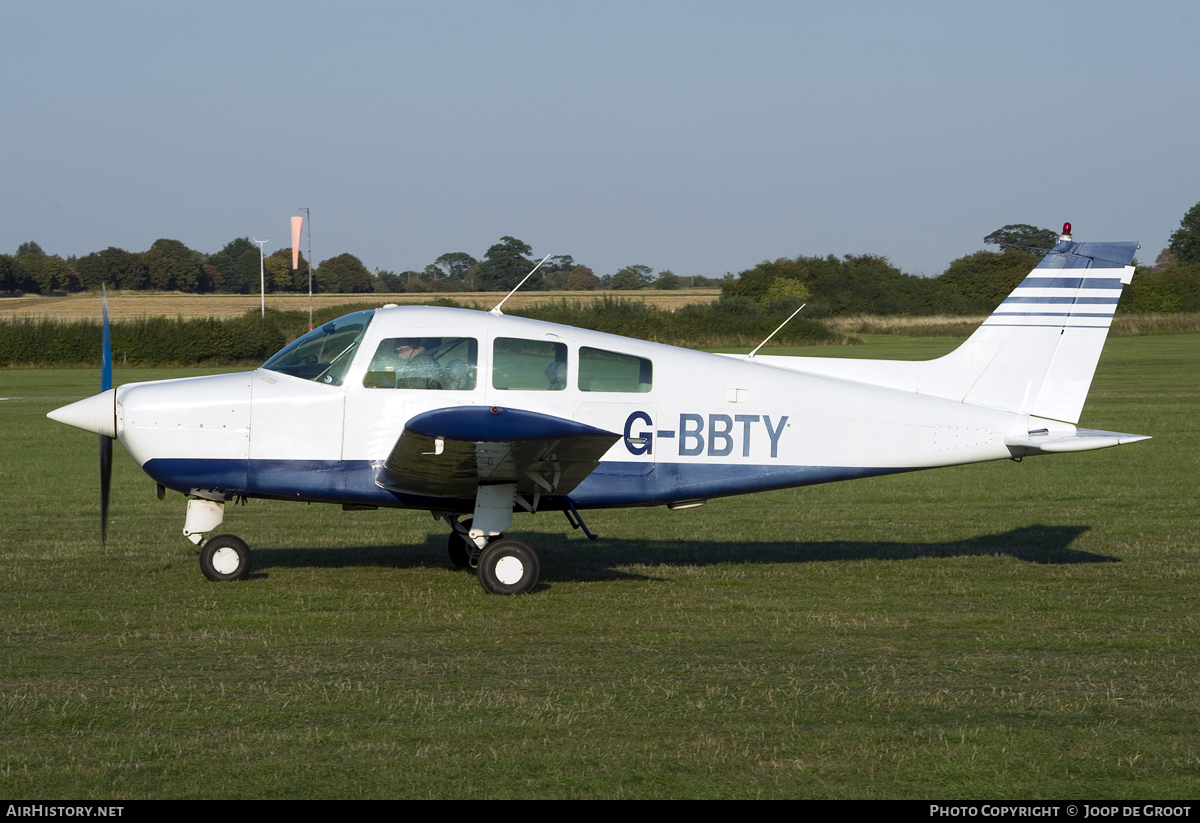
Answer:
110, 306, 1025, 510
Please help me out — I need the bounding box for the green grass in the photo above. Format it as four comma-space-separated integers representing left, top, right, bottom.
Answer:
1, 336, 1197, 798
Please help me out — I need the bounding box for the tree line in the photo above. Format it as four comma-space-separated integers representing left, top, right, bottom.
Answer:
5, 201, 1200, 316
721, 209, 1200, 317
0, 235, 720, 297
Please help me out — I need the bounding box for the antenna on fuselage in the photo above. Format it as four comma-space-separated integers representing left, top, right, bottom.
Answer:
490, 253, 553, 316
746, 303, 806, 360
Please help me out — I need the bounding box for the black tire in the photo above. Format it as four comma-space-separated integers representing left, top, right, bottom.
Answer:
447, 526, 471, 569
477, 539, 539, 595
200, 534, 252, 581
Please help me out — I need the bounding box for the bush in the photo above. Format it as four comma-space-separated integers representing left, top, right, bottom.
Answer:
0, 314, 286, 367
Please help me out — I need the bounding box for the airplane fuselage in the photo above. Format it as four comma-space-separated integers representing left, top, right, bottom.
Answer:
113, 306, 1024, 513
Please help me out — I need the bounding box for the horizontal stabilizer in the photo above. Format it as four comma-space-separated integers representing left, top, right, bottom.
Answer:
1004, 427, 1150, 455
377, 406, 620, 499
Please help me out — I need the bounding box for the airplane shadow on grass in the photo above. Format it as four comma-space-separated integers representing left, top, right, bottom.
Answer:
243, 524, 1115, 584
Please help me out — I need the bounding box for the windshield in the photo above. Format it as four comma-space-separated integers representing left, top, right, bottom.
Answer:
261, 310, 374, 385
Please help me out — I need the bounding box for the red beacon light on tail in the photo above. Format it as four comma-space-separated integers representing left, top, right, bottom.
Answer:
1061, 222, 1073, 241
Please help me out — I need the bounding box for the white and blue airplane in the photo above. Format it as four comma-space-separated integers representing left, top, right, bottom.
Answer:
48, 227, 1149, 594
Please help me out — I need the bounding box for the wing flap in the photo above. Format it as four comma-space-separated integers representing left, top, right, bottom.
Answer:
377, 406, 620, 499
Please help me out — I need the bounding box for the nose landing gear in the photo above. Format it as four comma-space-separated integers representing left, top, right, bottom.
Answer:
199, 534, 252, 581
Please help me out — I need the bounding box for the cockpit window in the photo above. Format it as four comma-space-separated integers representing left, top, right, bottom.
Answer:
578, 347, 652, 392
261, 310, 374, 385
363, 337, 478, 390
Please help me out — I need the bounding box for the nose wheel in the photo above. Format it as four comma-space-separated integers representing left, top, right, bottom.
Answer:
199, 534, 252, 581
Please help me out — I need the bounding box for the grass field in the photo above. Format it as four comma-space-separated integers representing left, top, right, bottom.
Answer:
1, 334, 1196, 798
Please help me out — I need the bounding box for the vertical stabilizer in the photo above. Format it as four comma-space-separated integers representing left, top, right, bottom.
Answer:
942, 239, 1137, 423
751, 235, 1139, 426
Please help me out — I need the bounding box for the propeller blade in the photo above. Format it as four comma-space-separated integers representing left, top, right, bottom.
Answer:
100, 285, 112, 542
101, 285, 112, 392
101, 434, 112, 544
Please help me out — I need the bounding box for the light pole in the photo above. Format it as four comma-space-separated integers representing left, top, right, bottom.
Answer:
252, 238, 269, 318
297, 207, 312, 330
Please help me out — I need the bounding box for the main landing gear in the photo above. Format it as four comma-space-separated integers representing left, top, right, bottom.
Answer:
477, 539, 540, 595
181, 489, 544, 594
442, 482, 541, 595
445, 513, 540, 596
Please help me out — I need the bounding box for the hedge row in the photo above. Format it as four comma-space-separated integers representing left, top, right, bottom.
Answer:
1120, 265, 1200, 313
0, 314, 287, 367
0, 298, 852, 368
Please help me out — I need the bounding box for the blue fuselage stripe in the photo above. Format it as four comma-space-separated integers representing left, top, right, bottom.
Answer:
144, 458, 914, 511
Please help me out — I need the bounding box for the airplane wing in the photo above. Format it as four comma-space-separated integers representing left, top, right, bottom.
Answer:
376, 406, 621, 500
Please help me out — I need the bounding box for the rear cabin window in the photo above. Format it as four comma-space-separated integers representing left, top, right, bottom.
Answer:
362, 337, 478, 390
578, 347, 653, 393
492, 338, 568, 391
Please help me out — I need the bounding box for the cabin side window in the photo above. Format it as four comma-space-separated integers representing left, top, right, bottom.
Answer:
578, 347, 652, 393
492, 338, 568, 391
362, 337, 478, 390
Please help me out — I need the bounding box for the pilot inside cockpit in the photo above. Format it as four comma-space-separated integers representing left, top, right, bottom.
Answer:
363, 337, 477, 390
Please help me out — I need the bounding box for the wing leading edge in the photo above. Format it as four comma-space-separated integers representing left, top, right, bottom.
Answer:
376, 406, 621, 500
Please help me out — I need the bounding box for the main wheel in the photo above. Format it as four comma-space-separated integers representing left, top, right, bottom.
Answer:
200, 534, 252, 581
477, 539, 540, 595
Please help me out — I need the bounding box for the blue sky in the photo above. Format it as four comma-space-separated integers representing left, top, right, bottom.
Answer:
3, 0, 1197, 279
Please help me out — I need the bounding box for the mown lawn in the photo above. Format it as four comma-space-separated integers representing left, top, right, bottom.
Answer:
0, 335, 1195, 798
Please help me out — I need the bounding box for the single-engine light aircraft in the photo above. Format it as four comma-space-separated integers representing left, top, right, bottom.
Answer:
48, 227, 1149, 594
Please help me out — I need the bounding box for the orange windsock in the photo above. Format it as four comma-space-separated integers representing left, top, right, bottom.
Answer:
291, 215, 304, 269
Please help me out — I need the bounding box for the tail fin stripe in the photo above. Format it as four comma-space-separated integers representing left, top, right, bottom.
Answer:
1018, 276, 1124, 289
1038, 241, 1139, 269
991, 312, 1116, 318
979, 326, 1108, 331
1001, 296, 1119, 304
984, 323, 1114, 330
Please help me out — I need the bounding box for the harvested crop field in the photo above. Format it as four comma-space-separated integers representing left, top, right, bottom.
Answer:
0, 289, 722, 321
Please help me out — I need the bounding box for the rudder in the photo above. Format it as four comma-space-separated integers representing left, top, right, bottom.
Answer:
946, 237, 1137, 423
